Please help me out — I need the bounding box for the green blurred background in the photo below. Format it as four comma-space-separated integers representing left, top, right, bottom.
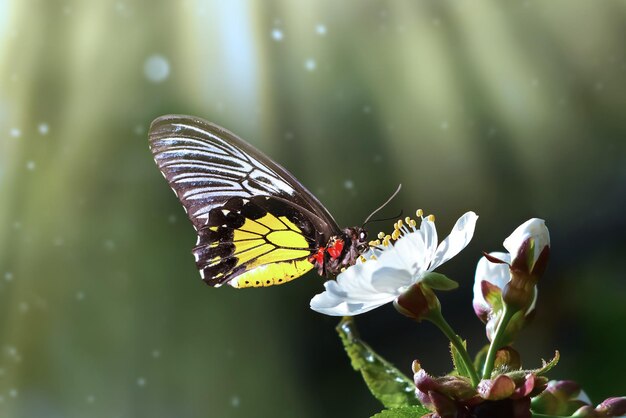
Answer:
0, 1, 625, 417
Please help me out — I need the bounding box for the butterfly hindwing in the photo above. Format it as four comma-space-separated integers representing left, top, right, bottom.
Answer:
194, 196, 318, 288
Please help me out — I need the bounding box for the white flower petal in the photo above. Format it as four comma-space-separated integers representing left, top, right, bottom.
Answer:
370, 267, 414, 293
310, 284, 396, 316
472, 251, 511, 312
384, 230, 427, 276
430, 211, 478, 270
420, 218, 438, 264
309, 261, 412, 316
503, 218, 549, 268
575, 389, 592, 405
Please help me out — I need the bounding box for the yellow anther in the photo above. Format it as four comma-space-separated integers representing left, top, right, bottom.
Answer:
359, 256, 367, 263
377, 231, 385, 240
405, 217, 411, 224
397, 219, 404, 228
409, 219, 417, 227
383, 236, 391, 246
427, 214, 436, 222
391, 230, 400, 240
416, 209, 424, 218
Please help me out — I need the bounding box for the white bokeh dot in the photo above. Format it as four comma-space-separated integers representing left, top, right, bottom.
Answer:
304, 59, 317, 71
315, 24, 327, 35
271, 28, 283, 41
144, 55, 170, 83
38, 123, 49, 135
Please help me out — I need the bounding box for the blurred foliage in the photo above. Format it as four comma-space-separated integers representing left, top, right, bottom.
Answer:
336, 317, 420, 409
0, 1, 624, 417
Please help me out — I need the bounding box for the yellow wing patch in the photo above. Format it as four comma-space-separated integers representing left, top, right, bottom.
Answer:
194, 197, 319, 288
239, 218, 269, 235
279, 216, 302, 233
265, 230, 307, 247
227, 211, 313, 287
255, 212, 287, 231
230, 259, 313, 288
232, 229, 261, 241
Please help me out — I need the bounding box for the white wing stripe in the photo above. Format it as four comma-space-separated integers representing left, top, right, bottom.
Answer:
149, 116, 312, 231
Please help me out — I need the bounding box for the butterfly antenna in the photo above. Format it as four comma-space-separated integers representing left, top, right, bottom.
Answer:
362, 184, 402, 227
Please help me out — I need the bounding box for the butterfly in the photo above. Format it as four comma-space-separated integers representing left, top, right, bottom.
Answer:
148, 114, 372, 289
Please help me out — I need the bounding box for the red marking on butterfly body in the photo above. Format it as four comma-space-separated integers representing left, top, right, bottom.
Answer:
328, 239, 344, 259
310, 247, 325, 264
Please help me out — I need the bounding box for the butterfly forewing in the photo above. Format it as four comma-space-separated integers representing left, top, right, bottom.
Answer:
149, 115, 339, 233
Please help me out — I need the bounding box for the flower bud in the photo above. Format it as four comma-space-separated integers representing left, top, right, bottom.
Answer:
414, 366, 543, 418
494, 346, 521, 370
502, 219, 550, 312
531, 380, 590, 416
394, 283, 439, 321
503, 218, 550, 277
596, 397, 626, 416
473, 251, 537, 342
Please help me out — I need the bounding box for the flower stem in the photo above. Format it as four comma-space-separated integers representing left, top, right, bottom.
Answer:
425, 310, 480, 387
481, 305, 515, 379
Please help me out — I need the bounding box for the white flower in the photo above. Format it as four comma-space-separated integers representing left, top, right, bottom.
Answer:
472, 251, 512, 321
473, 219, 548, 340
472, 251, 538, 321
503, 218, 550, 274
310, 211, 478, 316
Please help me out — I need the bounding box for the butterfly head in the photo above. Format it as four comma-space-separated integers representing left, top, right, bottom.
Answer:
355, 228, 369, 254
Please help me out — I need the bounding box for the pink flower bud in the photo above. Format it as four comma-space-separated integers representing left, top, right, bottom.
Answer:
596, 397, 626, 416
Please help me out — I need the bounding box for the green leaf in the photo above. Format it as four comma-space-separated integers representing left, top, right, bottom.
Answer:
533, 351, 560, 376
336, 317, 421, 409
506, 351, 560, 380
420, 272, 458, 291
474, 344, 489, 373
370, 406, 431, 418
450, 340, 472, 379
